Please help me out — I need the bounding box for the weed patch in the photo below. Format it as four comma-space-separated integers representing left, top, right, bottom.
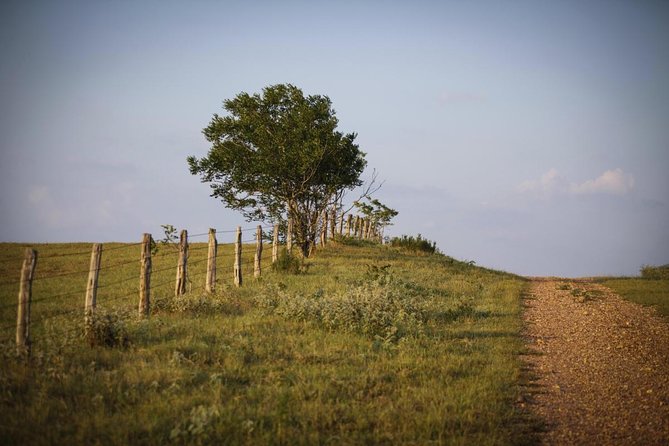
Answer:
256, 275, 428, 343
271, 249, 308, 274
153, 292, 245, 316
84, 310, 130, 349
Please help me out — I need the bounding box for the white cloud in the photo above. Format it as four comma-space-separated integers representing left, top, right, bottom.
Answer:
569, 168, 635, 195
518, 168, 635, 197
517, 168, 569, 196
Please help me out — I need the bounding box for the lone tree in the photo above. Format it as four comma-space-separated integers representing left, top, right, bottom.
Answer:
188, 84, 367, 257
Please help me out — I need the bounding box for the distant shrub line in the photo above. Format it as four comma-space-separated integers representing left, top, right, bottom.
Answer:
389, 234, 438, 255
640, 264, 669, 280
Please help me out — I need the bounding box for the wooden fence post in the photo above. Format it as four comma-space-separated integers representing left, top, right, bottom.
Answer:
320, 210, 327, 246
139, 233, 152, 317
254, 225, 262, 279
234, 226, 242, 287
329, 208, 336, 240
272, 224, 279, 263
85, 243, 102, 324
355, 216, 362, 239
346, 214, 352, 237
206, 228, 217, 293
16, 248, 37, 356
338, 211, 345, 235
175, 229, 188, 296
286, 219, 293, 254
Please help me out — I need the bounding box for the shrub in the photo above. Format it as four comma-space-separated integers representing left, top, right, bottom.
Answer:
389, 234, 438, 255
256, 274, 427, 343
640, 264, 669, 280
153, 292, 245, 315
83, 310, 130, 348
271, 249, 308, 274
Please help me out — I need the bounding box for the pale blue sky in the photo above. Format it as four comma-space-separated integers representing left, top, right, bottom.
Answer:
1, 0, 668, 276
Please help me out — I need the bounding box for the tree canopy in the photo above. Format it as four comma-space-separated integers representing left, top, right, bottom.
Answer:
188, 84, 367, 256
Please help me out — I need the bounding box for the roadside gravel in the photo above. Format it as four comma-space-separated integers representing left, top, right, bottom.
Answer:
522, 279, 669, 445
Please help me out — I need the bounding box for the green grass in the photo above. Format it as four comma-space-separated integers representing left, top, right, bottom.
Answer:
0, 241, 537, 445
600, 278, 669, 320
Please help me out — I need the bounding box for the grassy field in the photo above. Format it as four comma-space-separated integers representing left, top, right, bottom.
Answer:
0, 239, 536, 445
599, 278, 669, 320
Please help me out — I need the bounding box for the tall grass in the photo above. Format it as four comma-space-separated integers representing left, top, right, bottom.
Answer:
0, 241, 536, 445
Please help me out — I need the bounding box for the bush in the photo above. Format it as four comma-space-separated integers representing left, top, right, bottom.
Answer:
640, 264, 669, 280
271, 249, 308, 274
153, 292, 245, 315
389, 234, 438, 255
256, 274, 427, 343
84, 310, 130, 348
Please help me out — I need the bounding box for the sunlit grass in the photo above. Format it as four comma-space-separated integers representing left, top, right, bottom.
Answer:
0, 241, 536, 445
600, 278, 669, 320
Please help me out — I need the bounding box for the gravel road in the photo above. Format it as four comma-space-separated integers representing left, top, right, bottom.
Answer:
522, 279, 669, 445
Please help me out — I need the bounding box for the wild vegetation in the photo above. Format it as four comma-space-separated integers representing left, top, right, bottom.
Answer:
640, 264, 669, 280
389, 234, 439, 255
0, 240, 536, 445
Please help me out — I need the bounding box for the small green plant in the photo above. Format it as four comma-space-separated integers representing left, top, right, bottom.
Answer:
389, 234, 438, 255
556, 283, 571, 291
641, 264, 669, 280
149, 223, 180, 255
363, 264, 392, 281
570, 288, 604, 303
83, 310, 130, 348
271, 249, 307, 274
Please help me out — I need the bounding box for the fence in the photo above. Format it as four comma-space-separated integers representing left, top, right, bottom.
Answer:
1, 211, 384, 356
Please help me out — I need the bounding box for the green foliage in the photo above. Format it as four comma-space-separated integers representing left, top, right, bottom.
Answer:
153, 292, 245, 316
389, 234, 438, 254
84, 310, 130, 348
640, 264, 669, 280
569, 288, 604, 303
270, 249, 308, 274
256, 273, 429, 343
188, 83, 367, 257
354, 197, 398, 229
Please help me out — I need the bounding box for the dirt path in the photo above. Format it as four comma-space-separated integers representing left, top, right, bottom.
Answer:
522, 279, 669, 445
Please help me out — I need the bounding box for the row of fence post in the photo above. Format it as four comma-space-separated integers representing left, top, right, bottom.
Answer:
13, 214, 382, 356
14, 224, 272, 356
316, 211, 382, 245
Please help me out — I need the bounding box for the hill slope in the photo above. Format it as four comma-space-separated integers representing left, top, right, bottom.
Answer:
0, 241, 535, 445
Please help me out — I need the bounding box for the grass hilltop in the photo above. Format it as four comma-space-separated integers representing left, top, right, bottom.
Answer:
1, 238, 537, 445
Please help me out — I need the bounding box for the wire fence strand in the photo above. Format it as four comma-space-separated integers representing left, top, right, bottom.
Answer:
0, 222, 334, 341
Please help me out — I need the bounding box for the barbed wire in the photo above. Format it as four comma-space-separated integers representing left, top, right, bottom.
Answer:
0, 221, 336, 337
